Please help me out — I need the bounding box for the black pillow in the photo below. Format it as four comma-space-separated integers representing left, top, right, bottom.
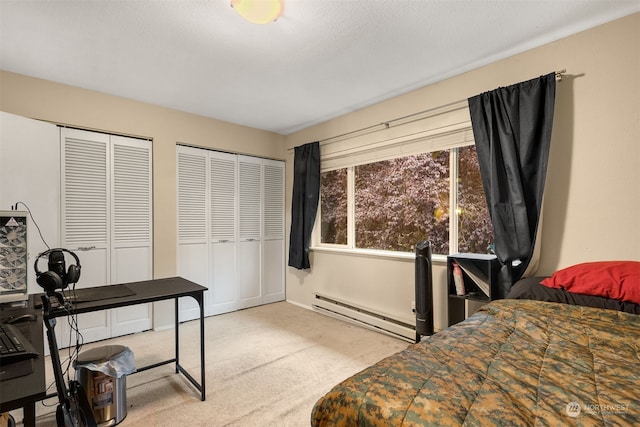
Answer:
507, 276, 640, 315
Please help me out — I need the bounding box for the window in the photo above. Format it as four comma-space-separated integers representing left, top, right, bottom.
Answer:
318, 144, 493, 256
457, 145, 493, 253
320, 168, 347, 245
355, 151, 450, 253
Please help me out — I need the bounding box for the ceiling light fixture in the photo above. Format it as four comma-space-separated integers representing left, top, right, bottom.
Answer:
231, 0, 284, 25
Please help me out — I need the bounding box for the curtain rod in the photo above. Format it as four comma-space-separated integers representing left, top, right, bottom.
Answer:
288, 69, 566, 152
318, 98, 468, 146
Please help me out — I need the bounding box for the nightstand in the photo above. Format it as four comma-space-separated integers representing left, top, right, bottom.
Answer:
447, 253, 500, 326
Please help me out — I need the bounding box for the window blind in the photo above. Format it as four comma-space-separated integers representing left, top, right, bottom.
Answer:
320, 102, 474, 172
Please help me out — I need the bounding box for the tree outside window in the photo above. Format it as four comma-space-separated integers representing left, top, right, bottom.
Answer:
458, 145, 493, 253
355, 151, 450, 253
320, 168, 347, 245
319, 145, 493, 255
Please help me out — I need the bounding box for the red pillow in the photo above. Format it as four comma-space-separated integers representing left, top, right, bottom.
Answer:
541, 261, 640, 305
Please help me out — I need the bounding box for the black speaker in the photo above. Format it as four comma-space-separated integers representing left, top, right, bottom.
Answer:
415, 240, 434, 339
34, 248, 81, 295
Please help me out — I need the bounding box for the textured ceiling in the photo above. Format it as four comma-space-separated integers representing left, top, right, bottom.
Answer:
1, 1, 638, 135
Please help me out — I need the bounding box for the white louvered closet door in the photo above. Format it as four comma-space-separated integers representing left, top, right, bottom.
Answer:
61, 129, 153, 346
237, 155, 262, 309
209, 151, 238, 315
110, 136, 153, 336
177, 146, 208, 321
262, 159, 285, 303
61, 129, 111, 346
176, 146, 284, 318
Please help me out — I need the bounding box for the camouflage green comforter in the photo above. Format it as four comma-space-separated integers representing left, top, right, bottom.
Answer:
311, 299, 640, 426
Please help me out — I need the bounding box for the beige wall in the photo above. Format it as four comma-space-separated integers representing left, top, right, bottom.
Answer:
0, 70, 286, 279
0, 71, 285, 326
284, 13, 640, 330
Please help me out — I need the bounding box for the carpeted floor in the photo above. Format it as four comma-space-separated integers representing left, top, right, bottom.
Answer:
18, 301, 409, 426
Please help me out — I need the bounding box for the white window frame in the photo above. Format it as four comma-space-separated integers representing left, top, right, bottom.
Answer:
311, 102, 479, 261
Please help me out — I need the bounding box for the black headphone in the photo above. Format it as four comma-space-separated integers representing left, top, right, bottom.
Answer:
34, 248, 81, 294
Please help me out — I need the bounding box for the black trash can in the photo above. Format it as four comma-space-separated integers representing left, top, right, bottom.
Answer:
74, 345, 135, 426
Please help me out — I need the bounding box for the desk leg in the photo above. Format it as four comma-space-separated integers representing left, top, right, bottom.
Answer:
175, 298, 180, 374
173, 293, 205, 401
24, 403, 36, 427
199, 295, 205, 401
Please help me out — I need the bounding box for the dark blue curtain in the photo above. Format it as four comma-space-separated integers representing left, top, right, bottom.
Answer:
468, 73, 556, 298
288, 141, 320, 270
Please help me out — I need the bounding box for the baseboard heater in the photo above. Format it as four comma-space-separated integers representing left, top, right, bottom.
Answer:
312, 294, 415, 342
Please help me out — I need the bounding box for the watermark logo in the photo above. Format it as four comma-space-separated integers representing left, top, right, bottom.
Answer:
583, 403, 629, 415
566, 401, 581, 418
566, 401, 631, 418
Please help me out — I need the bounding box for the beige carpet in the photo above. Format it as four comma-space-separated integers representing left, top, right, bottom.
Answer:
19, 301, 409, 426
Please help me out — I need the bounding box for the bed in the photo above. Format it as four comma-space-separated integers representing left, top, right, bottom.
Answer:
311, 261, 640, 426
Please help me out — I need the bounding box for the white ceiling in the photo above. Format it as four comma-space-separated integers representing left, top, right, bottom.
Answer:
1, 1, 638, 135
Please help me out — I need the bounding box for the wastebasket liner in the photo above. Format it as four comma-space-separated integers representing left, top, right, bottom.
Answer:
75, 346, 136, 378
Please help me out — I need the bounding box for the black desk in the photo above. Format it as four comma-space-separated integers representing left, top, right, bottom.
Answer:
44, 277, 207, 402
0, 299, 47, 427
1, 277, 206, 425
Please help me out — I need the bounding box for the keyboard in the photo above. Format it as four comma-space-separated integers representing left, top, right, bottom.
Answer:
0, 322, 39, 364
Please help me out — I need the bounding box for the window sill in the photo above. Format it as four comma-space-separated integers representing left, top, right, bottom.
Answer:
310, 245, 448, 264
